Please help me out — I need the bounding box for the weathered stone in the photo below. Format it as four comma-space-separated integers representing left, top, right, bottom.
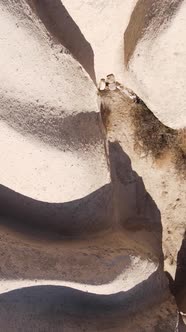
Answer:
0, 0, 184, 331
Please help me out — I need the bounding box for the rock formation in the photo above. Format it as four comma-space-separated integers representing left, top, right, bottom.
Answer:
0, 0, 185, 331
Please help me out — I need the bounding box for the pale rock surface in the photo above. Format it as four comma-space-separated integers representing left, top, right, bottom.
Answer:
124, 0, 186, 129
62, 0, 137, 83
62, 0, 186, 129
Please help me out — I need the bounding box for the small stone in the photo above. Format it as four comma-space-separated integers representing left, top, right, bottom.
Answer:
108, 82, 116, 91
106, 74, 115, 84
98, 78, 106, 91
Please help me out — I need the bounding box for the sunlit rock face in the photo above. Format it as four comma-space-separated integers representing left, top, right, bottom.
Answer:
124, 0, 186, 129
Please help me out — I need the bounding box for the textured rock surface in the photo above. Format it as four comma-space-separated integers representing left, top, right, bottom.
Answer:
124, 0, 186, 129
0, 0, 185, 331
0, 0, 109, 203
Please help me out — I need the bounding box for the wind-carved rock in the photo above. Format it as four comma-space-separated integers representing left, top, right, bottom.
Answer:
0, 1, 183, 331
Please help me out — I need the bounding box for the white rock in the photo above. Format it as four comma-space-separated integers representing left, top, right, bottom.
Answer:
98, 78, 106, 90
106, 74, 116, 84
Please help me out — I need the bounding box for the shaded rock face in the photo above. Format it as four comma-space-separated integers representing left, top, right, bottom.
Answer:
0, 0, 185, 331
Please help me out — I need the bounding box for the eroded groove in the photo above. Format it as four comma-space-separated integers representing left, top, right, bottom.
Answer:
0, 184, 113, 237
27, 0, 96, 83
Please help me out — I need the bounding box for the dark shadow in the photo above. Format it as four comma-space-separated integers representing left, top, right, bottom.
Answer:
165, 271, 175, 295
174, 232, 186, 313
0, 142, 162, 241
109, 141, 162, 234
27, 0, 96, 83
0, 143, 171, 329
0, 269, 168, 330
160, 271, 186, 331
0, 142, 164, 284
0, 93, 103, 150
124, 0, 184, 66
179, 315, 186, 332
0, 183, 113, 238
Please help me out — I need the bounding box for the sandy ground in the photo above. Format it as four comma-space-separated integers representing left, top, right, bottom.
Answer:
0, 228, 158, 295
99, 88, 186, 329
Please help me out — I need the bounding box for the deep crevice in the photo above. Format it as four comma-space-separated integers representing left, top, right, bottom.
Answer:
27, 0, 96, 83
